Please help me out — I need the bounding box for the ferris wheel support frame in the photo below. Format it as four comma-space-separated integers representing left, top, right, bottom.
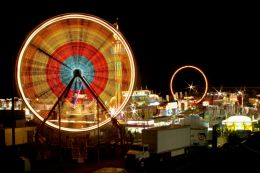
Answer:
35, 74, 77, 142
35, 69, 114, 138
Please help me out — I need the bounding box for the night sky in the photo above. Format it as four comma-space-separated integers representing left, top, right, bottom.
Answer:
0, 1, 259, 98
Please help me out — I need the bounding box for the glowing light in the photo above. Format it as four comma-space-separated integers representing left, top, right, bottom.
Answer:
222, 115, 254, 131
187, 81, 195, 91
238, 91, 242, 95
149, 101, 160, 106
109, 107, 117, 117
23, 107, 30, 115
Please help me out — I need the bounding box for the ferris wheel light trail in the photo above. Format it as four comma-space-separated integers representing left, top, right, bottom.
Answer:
31, 44, 73, 71
16, 14, 136, 132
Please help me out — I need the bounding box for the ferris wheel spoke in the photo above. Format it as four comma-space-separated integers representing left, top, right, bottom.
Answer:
36, 82, 64, 99
31, 44, 73, 71
89, 34, 113, 60
35, 88, 53, 99
25, 58, 49, 67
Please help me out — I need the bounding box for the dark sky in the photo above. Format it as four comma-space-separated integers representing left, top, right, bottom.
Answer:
0, 1, 259, 98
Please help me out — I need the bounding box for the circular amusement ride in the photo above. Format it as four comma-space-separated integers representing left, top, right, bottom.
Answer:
16, 13, 136, 133
170, 65, 208, 105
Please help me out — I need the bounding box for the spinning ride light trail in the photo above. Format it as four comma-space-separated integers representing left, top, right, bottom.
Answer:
170, 65, 208, 104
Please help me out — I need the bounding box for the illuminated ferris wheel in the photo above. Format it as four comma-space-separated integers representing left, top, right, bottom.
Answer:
170, 65, 208, 104
16, 13, 136, 132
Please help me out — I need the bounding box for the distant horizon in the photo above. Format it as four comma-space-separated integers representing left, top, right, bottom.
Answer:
2, 85, 260, 99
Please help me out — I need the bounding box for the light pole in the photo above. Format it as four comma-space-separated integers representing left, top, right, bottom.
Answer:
238, 90, 244, 114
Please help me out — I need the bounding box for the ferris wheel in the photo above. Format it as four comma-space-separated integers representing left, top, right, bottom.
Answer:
170, 65, 208, 104
16, 13, 136, 132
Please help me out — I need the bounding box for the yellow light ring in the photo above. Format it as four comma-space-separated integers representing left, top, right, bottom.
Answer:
170, 65, 208, 104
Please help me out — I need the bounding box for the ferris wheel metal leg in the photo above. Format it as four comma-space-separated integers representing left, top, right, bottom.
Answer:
35, 75, 77, 143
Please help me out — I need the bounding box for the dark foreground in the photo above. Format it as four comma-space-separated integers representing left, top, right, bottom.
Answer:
1, 143, 259, 173
2, 131, 260, 173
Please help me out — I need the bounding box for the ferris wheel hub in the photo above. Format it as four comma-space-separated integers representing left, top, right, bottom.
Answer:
73, 69, 82, 77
